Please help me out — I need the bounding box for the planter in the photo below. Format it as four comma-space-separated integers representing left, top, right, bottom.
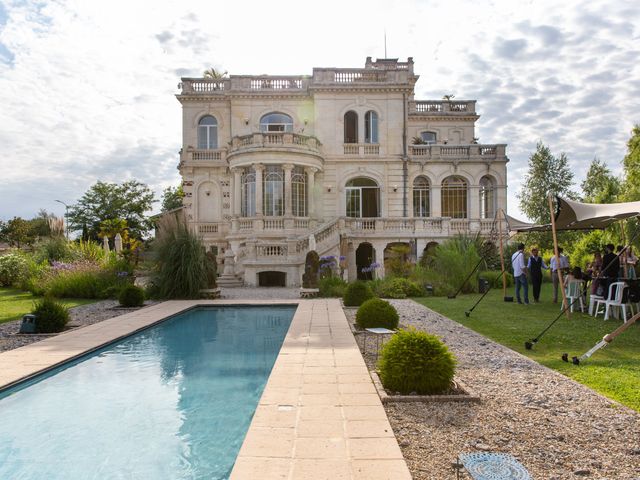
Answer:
199, 288, 221, 299
370, 371, 480, 403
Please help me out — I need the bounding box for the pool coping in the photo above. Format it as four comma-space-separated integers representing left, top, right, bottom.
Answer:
0, 299, 411, 479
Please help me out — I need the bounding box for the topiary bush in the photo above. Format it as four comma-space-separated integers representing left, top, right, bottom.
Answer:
118, 285, 145, 307
355, 298, 399, 329
378, 328, 457, 395
32, 297, 70, 333
343, 281, 374, 306
376, 277, 423, 298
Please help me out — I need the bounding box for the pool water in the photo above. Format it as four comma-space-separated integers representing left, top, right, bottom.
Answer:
0, 306, 294, 480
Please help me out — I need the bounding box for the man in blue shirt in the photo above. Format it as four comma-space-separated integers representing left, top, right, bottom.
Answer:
511, 243, 529, 305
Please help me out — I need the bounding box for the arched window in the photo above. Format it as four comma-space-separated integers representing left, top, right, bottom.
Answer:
241, 168, 256, 217
346, 177, 379, 218
420, 131, 437, 144
441, 176, 467, 218
413, 176, 430, 217
344, 111, 358, 144
479, 176, 496, 219
263, 166, 284, 216
197, 116, 218, 149
260, 113, 293, 132
364, 110, 378, 144
292, 166, 307, 217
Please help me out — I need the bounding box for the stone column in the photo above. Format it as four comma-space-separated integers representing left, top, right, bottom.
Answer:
431, 185, 442, 217
232, 168, 242, 216
305, 167, 317, 219
255, 163, 264, 216
283, 164, 294, 217
469, 185, 480, 219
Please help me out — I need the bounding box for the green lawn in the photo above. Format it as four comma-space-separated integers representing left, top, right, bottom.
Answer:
0, 288, 97, 325
414, 283, 640, 412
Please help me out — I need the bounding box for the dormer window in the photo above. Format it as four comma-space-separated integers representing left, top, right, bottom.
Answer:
260, 113, 293, 132
420, 131, 437, 144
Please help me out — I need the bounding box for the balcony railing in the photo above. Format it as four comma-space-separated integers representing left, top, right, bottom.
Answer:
408, 144, 506, 161
180, 77, 309, 95
342, 143, 380, 156
195, 222, 229, 235
409, 100, 477, 114
230, 132, 321, 154
181, 148, 227, 165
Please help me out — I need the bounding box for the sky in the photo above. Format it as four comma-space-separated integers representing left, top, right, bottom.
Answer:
0, 0, 638, 222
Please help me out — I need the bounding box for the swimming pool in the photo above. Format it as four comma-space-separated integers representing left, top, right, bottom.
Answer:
0, 305, 295, 479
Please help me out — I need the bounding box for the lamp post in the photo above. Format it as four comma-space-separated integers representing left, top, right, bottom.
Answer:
55, 199, 69, 240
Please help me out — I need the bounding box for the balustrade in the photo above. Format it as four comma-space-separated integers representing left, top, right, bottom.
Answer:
342, 144, 380, 156
408, 144, 506, 161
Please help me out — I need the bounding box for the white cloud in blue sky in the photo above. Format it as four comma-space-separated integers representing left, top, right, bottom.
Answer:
0, 0, 638, 221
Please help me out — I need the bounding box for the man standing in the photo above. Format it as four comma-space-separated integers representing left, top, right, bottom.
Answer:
550, 247, 570, 303
602, 243, 620, 279
528, 247, 548, 303
512, 243, 529, 305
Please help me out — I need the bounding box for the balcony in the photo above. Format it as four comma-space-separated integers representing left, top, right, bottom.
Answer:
342, 144, 381, 156
341, 217, 496, 237
180, 147, 228, 168
227, 132, 323, 168
409, 100, 477, 115
408, 144, 507, 162
179, 76, 309, 96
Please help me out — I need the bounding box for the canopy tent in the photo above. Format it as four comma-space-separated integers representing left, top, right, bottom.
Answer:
503, 197, 640, 233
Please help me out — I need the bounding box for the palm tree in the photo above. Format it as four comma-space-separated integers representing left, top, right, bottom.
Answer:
442, 94, 456, 101
203, 67, 228, 79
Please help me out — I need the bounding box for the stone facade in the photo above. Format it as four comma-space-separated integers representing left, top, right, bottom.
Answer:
176, 57, 508, 287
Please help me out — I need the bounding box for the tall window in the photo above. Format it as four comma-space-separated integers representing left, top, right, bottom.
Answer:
197, 116, 218, 149
413, 176, 430, 217
263, 166, 284, 216
241, 168, 256, 217
479, 176, 496, 219
260, 113, 293, 132
441, 176, 467, 218
364, 110, 378, 144
292, 167, 307, 217
420, 131, 437, 144
346, 177, 379, 218
344, 111, 358, 143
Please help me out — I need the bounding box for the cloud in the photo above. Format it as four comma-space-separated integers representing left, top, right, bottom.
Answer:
494, 38, 528, 59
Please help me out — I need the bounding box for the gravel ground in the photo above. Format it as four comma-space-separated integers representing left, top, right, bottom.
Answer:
345, 299, 640, 480
0, 300, 159, 353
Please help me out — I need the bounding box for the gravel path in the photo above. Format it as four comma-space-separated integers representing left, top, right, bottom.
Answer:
0, 300, 159, 353
345, 299, 640, 480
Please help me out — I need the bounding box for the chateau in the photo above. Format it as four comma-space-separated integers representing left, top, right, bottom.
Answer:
176, 57, 508, 287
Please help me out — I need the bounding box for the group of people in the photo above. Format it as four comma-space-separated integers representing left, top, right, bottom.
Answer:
510, 243, 638, 305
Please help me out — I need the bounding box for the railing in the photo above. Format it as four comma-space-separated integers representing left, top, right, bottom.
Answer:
343, 143, 380, 156
250, 77, 303, 90
230, 132, 321, 153
263, 218, 285, 230
294, 218, 309, 229
180, 79, 230, 94
408, 144, 506, 161
383, 219, 413, 231
423, 218, 443, 232
450, 219, 470, 234
238, 219, 253, 231
334, 70, 388, 83
180, 77, 306, 94
345, 218, 376, 231
409, 100, 476, 114
256, 245, 287, 257
181, 148, 227, 163
196, 223, 226, 235
479, 219, 495, 232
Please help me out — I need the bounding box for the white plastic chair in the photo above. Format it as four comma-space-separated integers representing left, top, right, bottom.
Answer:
564, 280, 585, 313
601, 282, 631, 322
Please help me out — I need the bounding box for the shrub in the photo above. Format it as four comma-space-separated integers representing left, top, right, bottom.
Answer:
150, 214, 209, 299
479, 270, 514, 288
343, 281, 374, 306
45, 270, 115, 298
356, 298, 399, 329
319, 276, 348, 297
68, 240, 106, 263
32, 297, 70, 333
385, 244, 413, 277
34, 237, 72, 263
378, 328, 457, 395
119, 285, 145, 307
376, 277, 423, 298
0, 253, 29, 287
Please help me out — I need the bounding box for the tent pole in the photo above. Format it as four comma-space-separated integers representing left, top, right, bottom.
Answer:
549, 195, 570, 318
497, 208, 507, 298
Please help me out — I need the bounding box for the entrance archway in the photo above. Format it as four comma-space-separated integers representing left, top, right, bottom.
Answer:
356, 243, 375, 280
346, 178, 380, 218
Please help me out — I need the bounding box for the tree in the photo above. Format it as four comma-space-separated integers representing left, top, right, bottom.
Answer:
621, 124, 640, 201
203, 67, 227, 79
67, 180, 156, 240
517, 142, 577, 224
161, 185, 184, 212
581, 157, 621, 203
0, 217, 35, 247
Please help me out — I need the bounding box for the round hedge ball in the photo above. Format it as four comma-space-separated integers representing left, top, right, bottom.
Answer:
343, 281, 374, 307
378, 328, 457, 395
355, 298, 399, 329
118, 285, 145, 308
